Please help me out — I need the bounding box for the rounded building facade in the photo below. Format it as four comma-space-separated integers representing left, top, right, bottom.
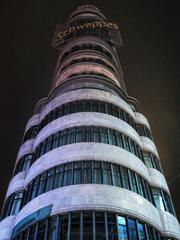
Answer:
0, 5, 179, 240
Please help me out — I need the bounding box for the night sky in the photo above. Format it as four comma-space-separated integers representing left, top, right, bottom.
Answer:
0, 0, 179, 220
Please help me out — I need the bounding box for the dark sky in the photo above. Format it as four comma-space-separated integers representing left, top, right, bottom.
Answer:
0, 0, 179, 220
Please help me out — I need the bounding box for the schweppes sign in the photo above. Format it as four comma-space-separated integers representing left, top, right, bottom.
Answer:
52, 21, 122, 48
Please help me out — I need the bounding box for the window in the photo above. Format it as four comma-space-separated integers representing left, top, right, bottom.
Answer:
128, 219, 138, 240
12, 211, 162, 240
138, 223, 146, 240
108, 129, 116, 145
152, 189, 165, 211
73, 162, 82, 184
54, 165, 64, 189
117, 216, 128, 240
121, 167, 130, 190
112, 164, 121, 187
63, 163, 72, 186
83, 162, 92, 183
94, 162, 102, 184
103, 162, 112, 185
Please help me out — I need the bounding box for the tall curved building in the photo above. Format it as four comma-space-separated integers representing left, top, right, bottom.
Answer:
0, 4, 179, 240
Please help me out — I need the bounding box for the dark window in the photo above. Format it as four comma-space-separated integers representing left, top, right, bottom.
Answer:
121, 167, 130, 190
83, 162, 92, 183
73, 162, 82, 184
128, 219, 138, 240
94, 162, 102, 184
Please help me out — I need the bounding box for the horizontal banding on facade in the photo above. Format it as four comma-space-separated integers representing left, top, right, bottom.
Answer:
148, 168, 169, 194
33, 112, 142, 150
16, 140, 34, 163
40, 89, 135, 120
14, 185, 162, 232
58, 36, 117, 63
6, 172, 26, 199
24, 114, 40, 132
141, 136, 159, 159
0, 216, 16, 240
134, 112, 150, 129
25, 143, 150, 186
56, 63, 120, 87
59, 52, 118, 74
159, 211, 180, 239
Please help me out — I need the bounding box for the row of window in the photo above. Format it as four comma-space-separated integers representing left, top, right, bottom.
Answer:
33, 126, 144, 163
23, 100, 153, 143
5, 161, 175, 219
61, 57, 115, 72
64, 71, 116, 83
20, 161, 154, 208
14, 147, 161, 177
12, 211, 166, 240
61, 43, 113, 62
19, 125, 160, 177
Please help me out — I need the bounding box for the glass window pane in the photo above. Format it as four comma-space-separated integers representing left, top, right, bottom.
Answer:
37, 172, 47, 196
52, 132, 60, 149
138, 223, 146, 240
128, 219, 138, 240
107, 213, 118, 239
54, 165, 64, 188
71, 213, 80, 240
46, 169, 55, 192
73, 162, 82, 184
67, 128, 75, 144
100, 128, 108, 144
83, 100, 91, 112
60, 130, 67, 146
60, 215, 68, 239
121, 167, 130, 190
152, 189, 165, 211
48, 216, 59, 240
99, 101, 106, 113
70, 101, 77, 113
83, 162, 92, 183
116, 132, 124, 148
96, 212, 105, 240
63, 163, 72, 186
108, 129, 116, 145
92, 100, 98, 112
83, 212, 93, 239
84, 127, 92, 142
94, 162, 102, 184
117, 216, 128, 240
92, 127, 100, 142
103, 162, 112, 185
129, 171, 138, 193
75, 127, 84, 142
112, 164, 121, 187
123, 136, 130, 152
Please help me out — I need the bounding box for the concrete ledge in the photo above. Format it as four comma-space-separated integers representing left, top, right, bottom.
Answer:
0, 216, 16, 240
14, 185, 162, 232
6, 172, 26, 199
25, 114, 40, 132
149, 168, 169, 194
141, 136, 159, 158
26, 143, 150, 186
33, 112, 142, 149
134, 112, 150, 129
39, 89, 135, 120
159, 210, 180, 239
16, 140, 34, 163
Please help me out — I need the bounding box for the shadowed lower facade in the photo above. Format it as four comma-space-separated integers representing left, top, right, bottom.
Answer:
0, 4, 180, 240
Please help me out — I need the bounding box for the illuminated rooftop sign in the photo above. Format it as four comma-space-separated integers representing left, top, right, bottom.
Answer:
52, 21, 122, 48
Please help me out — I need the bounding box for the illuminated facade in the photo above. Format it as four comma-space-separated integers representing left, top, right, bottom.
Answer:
0, 4, 180, 240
